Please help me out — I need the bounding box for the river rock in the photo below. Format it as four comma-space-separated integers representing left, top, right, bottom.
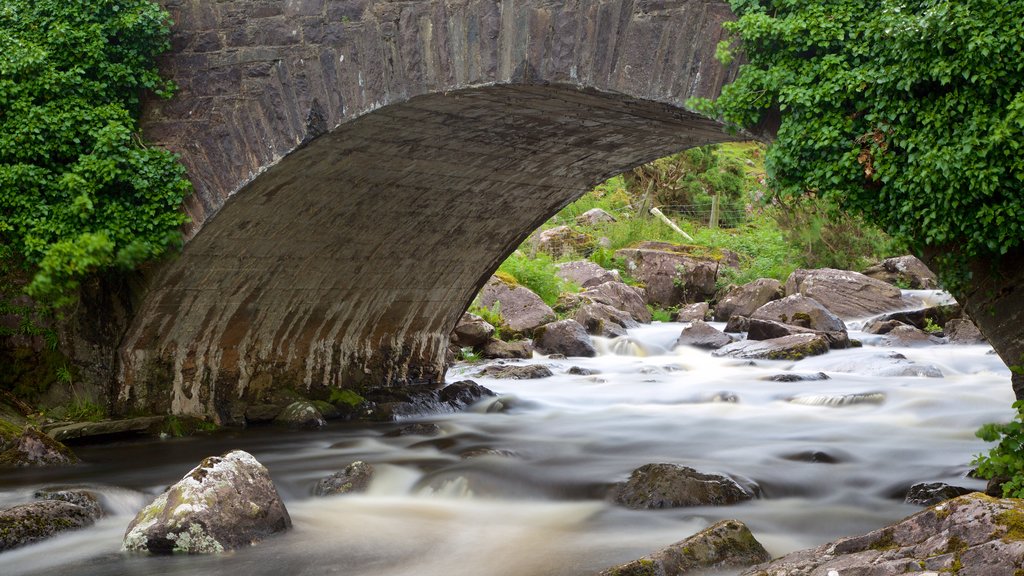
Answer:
739, 493, 1024, 576
451, 313, 495, 348
712, 333, 830, 361
615, 243, 727, 306
676, 302, 709, 322
33, 488, 103, 518
747, 318, 850, 349
536, 225, 595, 258
871, 303, 961, 332
0, 426, 79, 467
599, 519, 771, 576
439, 381, 495, 409
580, 281, 652, 323
533, 320, 597, 357
905, 482, 974, 506
476, 364, 553, 380
478, 276, 556, 336
714, 278, 784, 322
785, 268, 912, 319
314, 461, 375, 496
675, 320, 732, 350
879, 324, 945, 347
123, 450, 291, 554
275, 401, 326, 428
556, 260, 619, 289
576, 207, 617, 226
0, 499, 101, 552
865, 318, 906, 334
480, 338, 533, 359
751, 294, 847, 333
724, 315, 750, 333
862, 255, 938, 289
946, 317, 986, 344
612, 463, 754, 509
47, 416, 167, 443
575, 303, 638, 338
786, 392, 887, 407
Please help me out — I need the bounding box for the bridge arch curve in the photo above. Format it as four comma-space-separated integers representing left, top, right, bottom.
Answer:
119, 0, 745, 419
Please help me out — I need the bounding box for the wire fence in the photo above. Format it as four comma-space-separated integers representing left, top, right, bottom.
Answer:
656, 204, 753, 228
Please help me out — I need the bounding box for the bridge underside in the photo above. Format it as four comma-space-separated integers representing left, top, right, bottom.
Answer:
117, 84, 732, 420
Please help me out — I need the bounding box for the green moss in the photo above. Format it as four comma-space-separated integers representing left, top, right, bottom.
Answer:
997, 507, 1024, 541
161, 416, 218, 438
870, 528, 899, 551
328, 389, 365, 408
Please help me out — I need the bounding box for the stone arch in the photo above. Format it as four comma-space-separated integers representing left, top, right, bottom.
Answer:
117, 0, 747, 419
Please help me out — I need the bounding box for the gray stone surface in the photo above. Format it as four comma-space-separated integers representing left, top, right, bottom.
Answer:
615, 244, 724, 306
556, 260, 620, 289
785, 268, 913, 319
476, 364, 553, 380
536, 226, 595, 258
740, 493, 1024, 576
275, 401, 327, 428
946, 317, 986, 344
451, 313, 495, 348
534, 320, 597, 357
478, 276, 556, 336
0, 427, 79, 468
575, 303, 638, 338
879, 324, 945, 347
747, 318, 850, 349
675, 320, 732, 350
599, 520, 770, 576
47, 416, 166, 443
712, 333, 830, 361
576, 208, 617, 226
580, 281, 653, 324
862, 255, 938, 289
714, 278, 783, 322
0, 499, 101, 552
612, 463, 754, 509
480, 339, 533, 360
314, 461, 375, 496
123, 450, 291, 554
751, 294, 847, 333
676, 302, 710, 322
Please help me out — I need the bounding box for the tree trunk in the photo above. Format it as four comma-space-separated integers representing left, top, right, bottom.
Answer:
926, 248, 1024, 400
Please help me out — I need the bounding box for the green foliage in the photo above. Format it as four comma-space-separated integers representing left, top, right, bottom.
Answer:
692, 0, 1024, 292
974, 400, 1024, 497
497, 252, 579, 306
922, 317, 942, 334
328, 389, 365, 408
0, 0, 190, 307
63, 398, 105, 422
469, 302, 512, 341
649, 307, 674, 323
692, 213, 798, 286
161, 415, 219, 437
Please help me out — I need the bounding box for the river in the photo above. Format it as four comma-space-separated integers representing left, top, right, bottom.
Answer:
0, 290, 1014, 576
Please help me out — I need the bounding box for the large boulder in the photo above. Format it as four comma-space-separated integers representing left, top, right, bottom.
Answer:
740, 493, 1024, 576
675, 320, 732, 350
576, 207, 617, 226
862, 255, 938, 289
747, 318, 851, 349
676, 302, 710, 322
0, 499, 102, 551
478, 276, 556, 336
714, 278, 783, 322
123, 450, 291, 554
314, 461, 375, 496
751, 294, 847, 333
599, 520, 771, 576
905, 482, 974, 506
615, 243, 731, 306
480, 339, 533, 359
946, 317, 986, 344
533, 320, 597, 357
712, 333, 830, 361
556, 260, 619, 289
450, 312, 495, 348
580, 281, 652, 323
785, 268, 912, 319
870, 303, 961, 332
878, 324, 945, 347
536, 225, 595, 258
575, 303, 639, 338
274, 401, 326, 428
611, 463, 754, 509
0, 426, 78, 468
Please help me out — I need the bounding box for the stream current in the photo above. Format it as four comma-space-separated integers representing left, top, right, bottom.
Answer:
0, 290, 1015, 576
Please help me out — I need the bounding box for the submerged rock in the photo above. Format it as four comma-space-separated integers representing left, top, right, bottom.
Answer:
905, 482, 975, 506
275, 401, 326, 428
763, 372, 830, 383
786, 392, 887, 407
33, 488, 103, 518
534, 319, 598, 357
313, 461, 375, 496
712, 333, 830, 361
0, 427, 78, 468
674, 320, 732, 350
0, 499, 101, 551
476, 364, 554, 380
123, 450, 291, 554
740, 493, 1024, 576
599, 519, 771, 576
611, 463, 754, 509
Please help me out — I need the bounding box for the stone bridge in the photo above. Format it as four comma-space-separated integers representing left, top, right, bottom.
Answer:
110, 0, 753, 421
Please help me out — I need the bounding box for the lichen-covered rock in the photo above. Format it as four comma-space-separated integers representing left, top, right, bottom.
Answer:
478, 276, 556, 335
451, 312, 495, 348
533, 320, 597, 357
946, 317, 986, 344
751, 294, 847, 333
615, 245, 724, 307
676, 302, 709, 322
480, 339, 534, 359
740, 493, 1024, 576
556, 260, 620, 289
476, 364, 554, 380
879, 324, 944, 347
905, 482, 974, 506
575, 303, 638, 338
536, 225, 596, 258
575, 207, 617, 226
714, 278, 784, 322
274, 401, 326, 428
33, 488, 103, 519
123, 450, 291, 554
712, 333, 830, 361
580, 281, 652, 323
785, 268, 913, 319
0, 426, 78, 468
674, 320, 732, 350
599, 520, 771, 576
862, 255, 938, 289
724, 315, 750, 333
612, 463, 754, 510
0, 499, 101, 551
313, 461, 375, 496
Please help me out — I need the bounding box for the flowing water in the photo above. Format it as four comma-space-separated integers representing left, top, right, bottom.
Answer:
0, 290, 1015, 576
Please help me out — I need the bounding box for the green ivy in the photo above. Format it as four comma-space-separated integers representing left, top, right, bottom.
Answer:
691, 0, 1024, 292
0, 0, 190, 308
974, 399, 1024, 497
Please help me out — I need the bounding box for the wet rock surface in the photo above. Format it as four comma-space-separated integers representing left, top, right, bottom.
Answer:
674, 320, 732, 350
714, 278, 784, 322
0, 427, 79, 467
712, 333, 830, 361
575, 303, 638, 338
534, 319, 598, 357
785, 268, 912, 319
275, 401, 327, 428
123, 450, 291, 554
450, 312, 495, 348
476, 364, 554, 380
314, 461, 375, 496
905, 482, 975, 506
0, 499, 102, 552
612, 463, 754, 509
599, 519, 771, 576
